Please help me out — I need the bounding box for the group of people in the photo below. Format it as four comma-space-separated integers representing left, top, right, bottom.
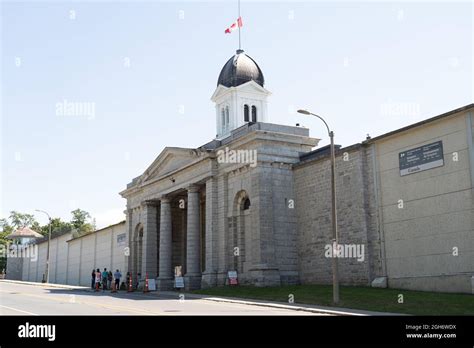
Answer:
91, 268, 122, 291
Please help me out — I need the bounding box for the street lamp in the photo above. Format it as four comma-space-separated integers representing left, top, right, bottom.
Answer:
297, 109, 340, 304
35, 209, 52, 283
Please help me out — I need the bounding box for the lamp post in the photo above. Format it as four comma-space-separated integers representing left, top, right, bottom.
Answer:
35, 209, 52, 283
297, 109, 340, 304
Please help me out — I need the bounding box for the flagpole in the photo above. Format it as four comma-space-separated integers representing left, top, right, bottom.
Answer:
238, 0, 241, 50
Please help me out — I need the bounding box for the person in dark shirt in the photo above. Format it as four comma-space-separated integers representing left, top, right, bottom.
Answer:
107, 271, 113, 289
126, 272, 130, 290
91, 269, 96, 289
114, 270, 122, 291
102, 268, 108, 290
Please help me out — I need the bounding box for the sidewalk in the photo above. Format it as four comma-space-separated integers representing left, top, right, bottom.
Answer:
0, 279, 405, 316
0, 278, 90, 291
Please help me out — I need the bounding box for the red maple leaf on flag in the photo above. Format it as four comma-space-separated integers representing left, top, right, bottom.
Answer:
225, 17, 243, 34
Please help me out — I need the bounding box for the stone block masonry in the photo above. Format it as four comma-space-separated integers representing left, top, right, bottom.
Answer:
294, 145, 379, 286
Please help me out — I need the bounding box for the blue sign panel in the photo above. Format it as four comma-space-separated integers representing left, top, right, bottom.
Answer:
399, 140, 444, 176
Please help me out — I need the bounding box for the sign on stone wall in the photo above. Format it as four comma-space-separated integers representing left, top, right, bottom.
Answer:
227, 270, 238, 285
117, 233, 126, 246
174, 266, 184, 288
174, 277, 184, 289
399, 140, 444, 176
148, 279, 156, 291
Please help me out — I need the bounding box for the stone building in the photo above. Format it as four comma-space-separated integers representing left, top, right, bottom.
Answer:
120, 49, 318, 290
8, 49, 474, 294
118, 50, 474, 293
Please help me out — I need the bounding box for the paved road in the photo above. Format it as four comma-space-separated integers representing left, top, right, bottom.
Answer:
0, 281, 324, 315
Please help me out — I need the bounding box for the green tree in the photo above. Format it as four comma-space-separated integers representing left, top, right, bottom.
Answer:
0, 218, 13, 272
0, 209, 95, 272
40, 218, 72, 237
8, 211, 38, 229
0, 218, 13, 234
31, 221, 43, 235
1, 213, 70, 272
70, 209, 94, 234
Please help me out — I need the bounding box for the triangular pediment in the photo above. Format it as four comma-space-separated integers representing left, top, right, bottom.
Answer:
236, 80, 271, 95
138, 147, 199, 185
210, 84, 229, 102
211, 80, 271, 102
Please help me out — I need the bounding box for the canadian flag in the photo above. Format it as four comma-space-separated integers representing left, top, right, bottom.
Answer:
225, 17, 243, 34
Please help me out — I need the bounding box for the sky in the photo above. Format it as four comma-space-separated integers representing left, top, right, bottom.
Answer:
1, 0, 472, 228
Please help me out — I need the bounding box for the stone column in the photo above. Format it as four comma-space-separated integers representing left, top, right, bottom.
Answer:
202, 177, 218, 288
250, 165, 281, 286
125, 208, 133, 277
141, 201, 159, 279
185, 184, 202, 290
157, 196, 173, 290
216, 174, 229, 286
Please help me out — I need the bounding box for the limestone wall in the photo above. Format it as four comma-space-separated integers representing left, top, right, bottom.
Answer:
294, 146, 376, 286
220, 165, 255, 285
253, 162, 300, 285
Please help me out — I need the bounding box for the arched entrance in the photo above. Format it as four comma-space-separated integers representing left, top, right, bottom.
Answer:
232, 190, 251, 277
133, 224, 144, 279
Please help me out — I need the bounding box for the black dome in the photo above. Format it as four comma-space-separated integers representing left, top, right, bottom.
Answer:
217, 50, 264, 88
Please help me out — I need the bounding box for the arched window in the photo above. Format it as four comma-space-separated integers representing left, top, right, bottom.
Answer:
232, 191, 250, 273
221, 107, 226, 126
244, 104, 249, 122
251, 105, 257, 122
225, 106, 230, 125
243, 197, 251, 210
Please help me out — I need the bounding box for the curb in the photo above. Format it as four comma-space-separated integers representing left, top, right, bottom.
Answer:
202, 297, 405, 316
156, 291, 404, 316
0, 279, 90, 291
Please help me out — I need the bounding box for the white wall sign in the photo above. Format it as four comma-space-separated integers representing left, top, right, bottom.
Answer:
174, 276, 184, 288
228, 270, 238, 285
148, 278, 156, 291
